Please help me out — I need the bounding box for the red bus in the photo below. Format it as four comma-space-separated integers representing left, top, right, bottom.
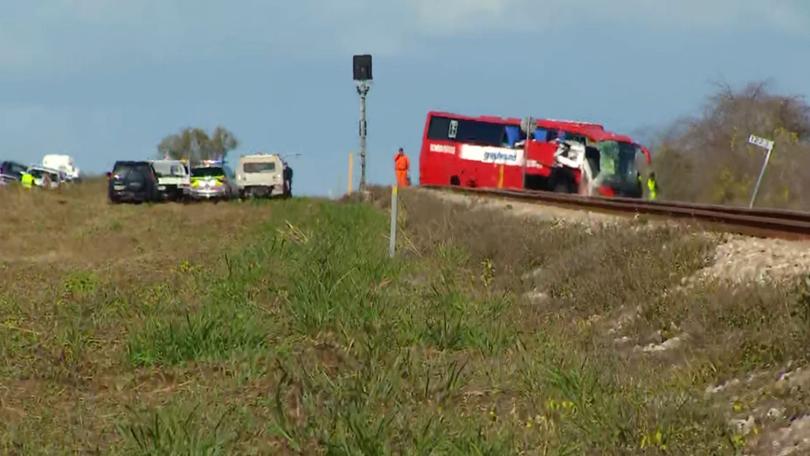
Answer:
418, 111, 651, 198
418, 111, 526, 189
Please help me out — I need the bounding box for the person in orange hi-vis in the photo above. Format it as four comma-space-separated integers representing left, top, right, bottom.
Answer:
394, 147, 410, 187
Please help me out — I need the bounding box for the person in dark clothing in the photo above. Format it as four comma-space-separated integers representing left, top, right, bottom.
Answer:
283, 163, 293, 197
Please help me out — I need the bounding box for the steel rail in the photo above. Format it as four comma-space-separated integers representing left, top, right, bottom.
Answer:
422, 185, 810, 240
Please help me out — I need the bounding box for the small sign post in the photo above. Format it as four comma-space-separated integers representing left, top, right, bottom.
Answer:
748, 134, 776, 209
389, 185, 398, 258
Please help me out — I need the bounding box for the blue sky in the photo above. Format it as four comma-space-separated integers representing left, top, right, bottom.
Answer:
1, 0, 808, 196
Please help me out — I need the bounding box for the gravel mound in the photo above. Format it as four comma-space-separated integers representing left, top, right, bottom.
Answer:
695, 235, 810, 284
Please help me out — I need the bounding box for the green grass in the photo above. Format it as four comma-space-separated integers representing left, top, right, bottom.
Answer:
127, 310, 268, 366
3, 188, 810, 453
118, 402, 239, 455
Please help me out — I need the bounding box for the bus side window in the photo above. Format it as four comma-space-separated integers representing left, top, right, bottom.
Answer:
503, 125, 524, 147
448, 120, 458, 139
533, 129, 548, 142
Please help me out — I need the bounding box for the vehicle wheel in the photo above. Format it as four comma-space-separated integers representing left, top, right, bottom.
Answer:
450, 176, 461, 186
552, 181, 573, 194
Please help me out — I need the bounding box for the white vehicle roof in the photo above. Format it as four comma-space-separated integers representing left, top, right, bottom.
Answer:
28, 167, 62, 180
42, 154, 75, 162
28, 165, 61, 173
41, 155, 79, 176
240, 153, 281, 161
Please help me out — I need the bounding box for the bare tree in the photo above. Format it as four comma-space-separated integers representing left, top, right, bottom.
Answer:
653, 81, 810, 210
157, 126, 239, 163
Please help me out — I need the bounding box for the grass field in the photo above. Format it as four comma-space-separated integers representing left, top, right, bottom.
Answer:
1, 182, 809, 454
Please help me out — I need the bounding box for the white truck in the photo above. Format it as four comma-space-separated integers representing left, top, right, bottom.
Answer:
149, 159, 190, 201
41, 154, 80, 181
235, 153, 286, 198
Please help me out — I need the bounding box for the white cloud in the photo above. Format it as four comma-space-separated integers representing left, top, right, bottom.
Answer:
0, 0, 807, 76
403, 0, 810, 35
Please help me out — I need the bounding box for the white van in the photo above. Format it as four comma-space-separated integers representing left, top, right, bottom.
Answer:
42, 154, 80, 181
149, 159, 190, 200
235, 153, 285, 198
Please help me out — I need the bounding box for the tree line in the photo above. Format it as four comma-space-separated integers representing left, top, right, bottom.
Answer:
652, 81, 810, 210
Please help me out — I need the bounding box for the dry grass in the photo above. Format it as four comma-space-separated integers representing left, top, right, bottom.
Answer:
0, 180, 278, 453
397, 188, 810, 453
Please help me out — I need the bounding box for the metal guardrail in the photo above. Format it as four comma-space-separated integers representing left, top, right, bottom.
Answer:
422, 185, 810, 240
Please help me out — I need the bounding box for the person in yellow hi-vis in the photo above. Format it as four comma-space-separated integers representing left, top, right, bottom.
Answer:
646, 172, 659, 201
20, 171, 34, 189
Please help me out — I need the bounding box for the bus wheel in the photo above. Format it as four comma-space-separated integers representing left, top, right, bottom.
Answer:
552, 179, 575, 194
450, 176, 461, 186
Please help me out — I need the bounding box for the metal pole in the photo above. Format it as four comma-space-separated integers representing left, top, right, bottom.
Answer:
749, 144, 774, 208
357, 82, 370, 193
521, 117, 532, 190
389, 185, 398, 258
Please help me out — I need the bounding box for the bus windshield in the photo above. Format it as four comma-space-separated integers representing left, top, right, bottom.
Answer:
596, 141, 640, 182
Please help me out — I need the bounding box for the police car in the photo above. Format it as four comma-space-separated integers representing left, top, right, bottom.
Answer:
188, 160, 238, 201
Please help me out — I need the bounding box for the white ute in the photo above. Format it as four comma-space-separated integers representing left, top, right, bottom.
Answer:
149, 159, 190, 200
235, 153, 285, 198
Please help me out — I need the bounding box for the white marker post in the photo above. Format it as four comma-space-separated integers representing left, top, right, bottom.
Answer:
389, 185, 398, 258
748, 134, 776, 209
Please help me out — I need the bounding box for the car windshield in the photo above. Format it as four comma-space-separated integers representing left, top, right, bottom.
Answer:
192, 167, 224, 177
113, 163, 140, 177
243, 162, 276, 173
152, 162, 186, 177
29, 169, 56, 179
596, 141, 640, 182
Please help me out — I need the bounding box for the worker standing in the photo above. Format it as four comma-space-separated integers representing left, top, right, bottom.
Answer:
283, 162, 293, 198
20, 171, 33, 190
646, 172, 659, 201
394, 147, 410, 188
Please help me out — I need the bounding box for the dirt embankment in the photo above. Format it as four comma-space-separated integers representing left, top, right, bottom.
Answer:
413, 187, 810, 455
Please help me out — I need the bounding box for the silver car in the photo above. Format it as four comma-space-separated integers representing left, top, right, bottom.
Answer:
188, 165, 238, 201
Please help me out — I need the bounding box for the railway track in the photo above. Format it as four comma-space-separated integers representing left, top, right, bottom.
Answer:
423, 185, 810, 240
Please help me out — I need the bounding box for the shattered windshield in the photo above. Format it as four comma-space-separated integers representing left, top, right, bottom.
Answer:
596, 141, 640, 182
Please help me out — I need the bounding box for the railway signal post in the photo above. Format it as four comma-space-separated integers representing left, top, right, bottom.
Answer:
748, 134, 775, 209
353, 54, 373, 193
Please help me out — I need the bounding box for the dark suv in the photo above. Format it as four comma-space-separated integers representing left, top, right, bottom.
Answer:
108, 161, 161, 203
0, 161, 27, 181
